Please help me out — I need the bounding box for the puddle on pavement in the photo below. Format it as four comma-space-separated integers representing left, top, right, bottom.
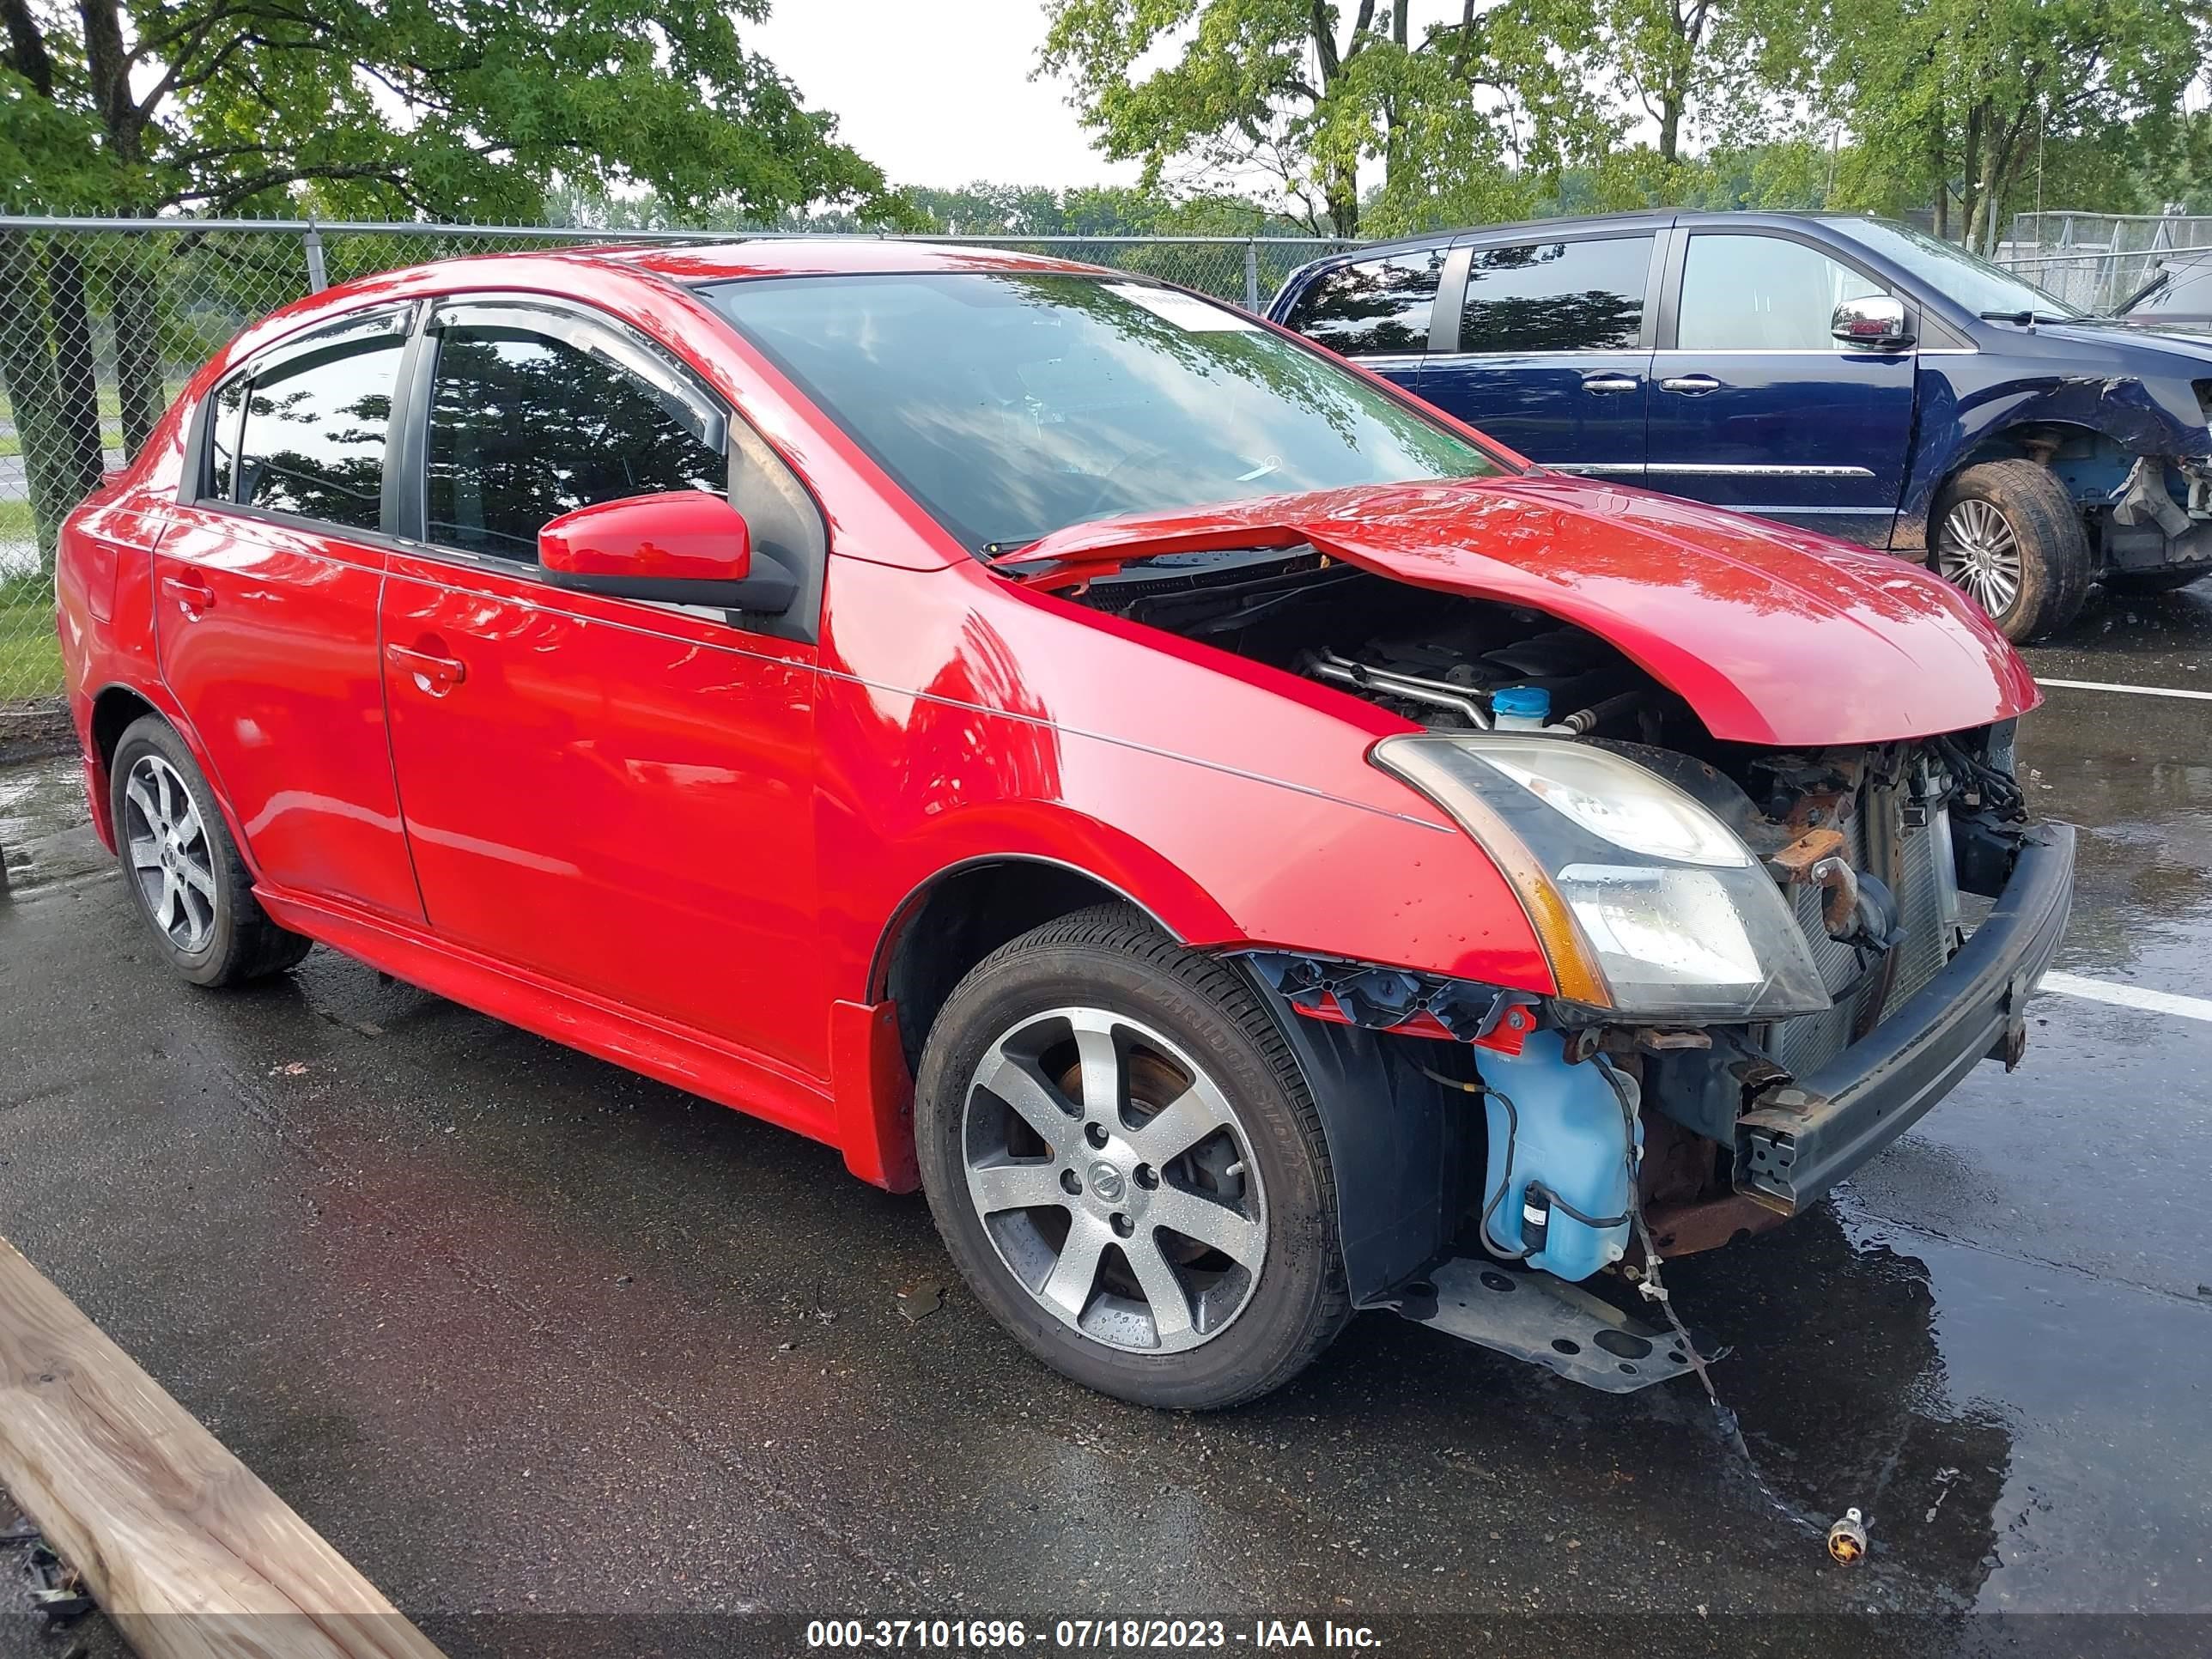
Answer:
0, 752, 106, 891
1665, 1193, 2212, 1613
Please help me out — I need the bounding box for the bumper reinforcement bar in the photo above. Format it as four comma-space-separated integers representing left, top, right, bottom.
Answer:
1735, 821, 2075, 1214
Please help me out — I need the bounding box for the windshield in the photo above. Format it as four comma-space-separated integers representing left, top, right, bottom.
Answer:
1826, 219, 2084, 319
701, 272, 1502, 552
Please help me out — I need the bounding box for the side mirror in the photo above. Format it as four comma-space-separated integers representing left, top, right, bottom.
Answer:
1831, 294, 1914, 353
538, 490, 797, 613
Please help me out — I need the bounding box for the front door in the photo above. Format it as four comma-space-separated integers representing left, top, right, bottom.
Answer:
378, 302, 827, 1079
1416, 232, 1658, 479
1646, 230, 1917, 545
155, 306, 424, 922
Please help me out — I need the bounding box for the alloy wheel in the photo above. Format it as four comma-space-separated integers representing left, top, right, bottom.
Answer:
960, 1006, 1267, 1354
122, 753, 217, 953
1937, 498, 2025, 619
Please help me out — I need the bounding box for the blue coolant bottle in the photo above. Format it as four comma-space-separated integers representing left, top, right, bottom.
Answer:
1477, 1030, 1640, 1281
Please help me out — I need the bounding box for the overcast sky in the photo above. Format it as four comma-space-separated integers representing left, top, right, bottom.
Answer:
751, 0, 1141, 191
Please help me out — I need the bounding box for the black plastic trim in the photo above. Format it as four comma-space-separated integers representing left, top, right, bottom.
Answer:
1735, 822, 2075, 1211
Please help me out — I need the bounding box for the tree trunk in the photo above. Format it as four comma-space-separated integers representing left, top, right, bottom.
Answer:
109, 258, 166, 460
1325, 159, 1360, 239
1659, 97, 1683, 163
42, 250, 109, 510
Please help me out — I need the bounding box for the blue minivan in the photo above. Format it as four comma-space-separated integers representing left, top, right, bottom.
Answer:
1269, 212, 2212, 641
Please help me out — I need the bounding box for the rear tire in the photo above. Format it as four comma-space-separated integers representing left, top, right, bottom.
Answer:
1930, 459, 2092, 643
2103, 566, 2210, 597
109, 715, 313, 988
913, 905, 1350, 1409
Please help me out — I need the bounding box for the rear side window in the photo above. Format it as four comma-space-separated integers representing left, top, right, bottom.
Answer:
1677, 234, 1886, 351
1285, 250, 1445, 356
1457, 236, 1652, 353
423, 322, 726, 562
233, 317, 404, 529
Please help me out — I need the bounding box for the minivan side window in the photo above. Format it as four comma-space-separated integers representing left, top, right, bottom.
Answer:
1285, 250, 1445, 356
423, 321, 726, 562
1458, 236, 1652, 353
231, 315, 405, 529
1677, 234, 1887, 352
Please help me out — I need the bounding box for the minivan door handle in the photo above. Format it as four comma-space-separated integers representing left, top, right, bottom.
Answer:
386, 641, 468, 695
1581, 374, 1641, 395
1661, 374, 1722, 394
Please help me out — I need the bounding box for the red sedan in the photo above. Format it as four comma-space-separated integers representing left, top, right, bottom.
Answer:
55, 242, 2071, 1407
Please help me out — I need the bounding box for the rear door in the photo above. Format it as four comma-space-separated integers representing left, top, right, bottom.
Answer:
1416, 230, 1659, 477
1274, 247, 1448, 396
155, 306, 425, 922
1645, 228, 1916, 544
377, 299, 828, 1078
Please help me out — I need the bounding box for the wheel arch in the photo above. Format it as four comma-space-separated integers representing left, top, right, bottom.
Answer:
870, 854, 1188, 1071
85, 680, 260, 877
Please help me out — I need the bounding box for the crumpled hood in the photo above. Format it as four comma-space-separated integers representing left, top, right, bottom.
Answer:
1008, 474, 2040, 747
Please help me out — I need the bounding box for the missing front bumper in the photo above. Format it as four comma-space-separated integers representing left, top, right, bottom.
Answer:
1735, 821, 2075, 1212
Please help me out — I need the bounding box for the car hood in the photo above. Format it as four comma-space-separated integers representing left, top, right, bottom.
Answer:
1005, 474, 2040, 747
2032, 318, 2212, 364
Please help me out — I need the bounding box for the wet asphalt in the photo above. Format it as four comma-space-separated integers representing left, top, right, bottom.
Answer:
0, 579, 2208, 1657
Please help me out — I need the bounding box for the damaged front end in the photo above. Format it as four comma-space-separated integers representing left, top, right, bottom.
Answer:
1151, 594, 2076, 1391
1243, 723, 2072, 1393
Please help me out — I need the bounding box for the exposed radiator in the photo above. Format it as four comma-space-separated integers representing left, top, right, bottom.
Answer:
1765, 768, 1961, 1078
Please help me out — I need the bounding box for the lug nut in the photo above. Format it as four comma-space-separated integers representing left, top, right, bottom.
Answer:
1085, 1122, 1109, 1149
1110, 1213, 1133, 1237
1133, 1164, 1158, 1190
1060, 1170, 1082, 1195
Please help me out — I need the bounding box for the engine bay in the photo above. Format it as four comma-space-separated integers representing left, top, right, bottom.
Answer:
1081, 553, 1686, 746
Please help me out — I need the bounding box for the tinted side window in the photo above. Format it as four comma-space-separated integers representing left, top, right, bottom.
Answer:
424, 324, 726, 562
1286, 251, 1444, 356
1677, 234, 1886, 351
234, 319, 404, 528
1457, 236, 1651, 353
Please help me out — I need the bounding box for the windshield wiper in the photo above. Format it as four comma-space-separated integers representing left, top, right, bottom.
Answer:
1978, 308, 2074, 326
2113, 270, 2172, 314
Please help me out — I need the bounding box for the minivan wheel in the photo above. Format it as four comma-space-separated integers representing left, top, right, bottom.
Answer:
913, 906, 1349, 1409
1931, 459, 2092, 642
109, 715, 312, 987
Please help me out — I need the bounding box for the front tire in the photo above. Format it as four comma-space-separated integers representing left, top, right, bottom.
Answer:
1930, 459, 2092, 643
913, 906, 1349, 1409
109, 715, 312, 988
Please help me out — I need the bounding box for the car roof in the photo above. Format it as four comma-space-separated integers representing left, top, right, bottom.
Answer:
1296, 210, 1905, 268
556, 237, 1108, 283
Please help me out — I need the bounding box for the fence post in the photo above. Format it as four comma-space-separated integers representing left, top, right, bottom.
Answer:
1243, 240, 1260, 312
302, 221, 327, 294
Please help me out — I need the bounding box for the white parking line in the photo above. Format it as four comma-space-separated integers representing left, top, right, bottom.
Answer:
2037, 677, 2212, 702
2041, 971, 2212, 1024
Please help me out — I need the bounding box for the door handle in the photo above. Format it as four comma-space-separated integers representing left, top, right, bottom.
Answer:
1581, 374, 1641, 395
386, 642, 468, 694
160, 573, 215, 615
1660, 374, 1722, 394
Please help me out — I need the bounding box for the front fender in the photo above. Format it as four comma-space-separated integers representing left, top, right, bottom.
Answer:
1900, 361, 2212, 549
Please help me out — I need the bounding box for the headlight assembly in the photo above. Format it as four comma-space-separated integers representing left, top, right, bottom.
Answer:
1373, 735, 1831, 1021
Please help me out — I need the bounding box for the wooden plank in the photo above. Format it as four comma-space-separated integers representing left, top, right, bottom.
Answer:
0, 1235, 446, 1659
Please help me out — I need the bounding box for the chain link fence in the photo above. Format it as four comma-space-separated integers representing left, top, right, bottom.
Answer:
1998, 210, 2212, 312
0, 217, 1351, 715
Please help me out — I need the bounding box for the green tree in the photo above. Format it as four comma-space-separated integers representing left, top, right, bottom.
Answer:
1810, 0, 2209, 247
1037, 1, 1616, 239
0, 0, 896, 568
